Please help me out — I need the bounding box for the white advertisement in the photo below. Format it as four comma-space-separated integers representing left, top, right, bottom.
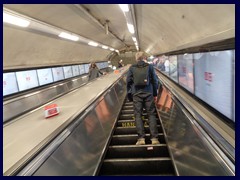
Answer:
169, 55, 178, 82
178, 54, 194, 93
16, 70, 39, 91
37, 68, 53, 86
79, 65, 85, 75
3, 72, 19, 96
194, 50, 234, 120
63, 66, 73, 79
72, 65, 80, 77
84, 64, 90, 73
52, 67, 64, 82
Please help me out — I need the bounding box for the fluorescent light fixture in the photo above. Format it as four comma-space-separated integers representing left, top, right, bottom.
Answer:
102, 45, 108, 49
127, 23, 135, 34
110, 48, 114, 51
88, 41, 98, 47
132, 37, 137, 41
119, 4, 129, 12
59, 32, 79, 41
115, 50, 119, 53
3, 12, 30, 27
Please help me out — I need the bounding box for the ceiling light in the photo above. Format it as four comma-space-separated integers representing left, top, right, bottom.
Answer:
3, 12, 30, 27
110, 48, 114, 51
132, 37, 136, 41
88, 41, 98, 47
102, 45, 108, 49
119, 4, 129, 12
59, 32, 79, 41
127, 23, 135, 34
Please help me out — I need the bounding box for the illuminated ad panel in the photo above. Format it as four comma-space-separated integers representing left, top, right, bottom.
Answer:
63, 66, 73, 79
79, 65, 85, 75
37, 68, 53, 86
178, 54, 194, 93
72, 65, 80, 77
163, 56, 170, 76
169, 55, 178, 82
84, 64, 90, 73
52, 67, 64, 82
3, 72, 19, 96
194, 50, 234, 120
16, 70, 39, 91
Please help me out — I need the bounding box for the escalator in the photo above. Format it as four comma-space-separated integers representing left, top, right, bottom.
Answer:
98, 99, 176, 176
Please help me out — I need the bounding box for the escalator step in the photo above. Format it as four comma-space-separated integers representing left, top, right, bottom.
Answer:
114, 126, 163, 135
119, 114, 158, 120
105, 144, 169, 159
124, 102, 133, 106
110, 134, 166, 145
99, 158, 175, 175
117, 119, 161, 126
121, 110, 134, 114
122, 106, 134, 110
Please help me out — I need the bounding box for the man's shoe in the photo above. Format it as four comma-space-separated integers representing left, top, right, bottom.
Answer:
151, 138, 160, 145
136, 138, 145, 145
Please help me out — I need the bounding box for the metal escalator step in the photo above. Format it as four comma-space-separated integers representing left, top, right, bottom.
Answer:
119, 114, 158, 120
119, 114, 135, 120
110, 134, 166, 145
114, 126, 163, 135
99, 157, 174, 175
122, 106, 134, 110
117, 119, 161, 126
105, 144, 169, 159
121, 109, 134, 114
124, 102, 133, 106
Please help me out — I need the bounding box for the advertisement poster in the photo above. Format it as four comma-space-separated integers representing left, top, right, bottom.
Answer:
178, 54, 194, 93
194, 50, 234, 120
37, 68, 54, 86
3, 72, 19, 96
52, 67, 64, 82
16, 70, 39, 91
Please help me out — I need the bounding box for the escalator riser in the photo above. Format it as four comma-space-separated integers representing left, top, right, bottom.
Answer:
117, 120, 160, 126
114, 126, 163, 135
119, 114, 158, 120
122, 106, 134, 110
99, 159, 175, 175
105, 145, 169, 159
124, 102, 133, 106
121, 110, 134, 114
110, 135, 166, 145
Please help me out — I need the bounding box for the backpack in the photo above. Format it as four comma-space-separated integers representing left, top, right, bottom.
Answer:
132, 63, 150, 86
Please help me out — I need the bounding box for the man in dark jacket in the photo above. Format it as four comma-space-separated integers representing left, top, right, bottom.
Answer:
127, 51, 160, 145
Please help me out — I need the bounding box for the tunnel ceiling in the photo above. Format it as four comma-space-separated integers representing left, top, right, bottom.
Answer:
3, 4, 235, 69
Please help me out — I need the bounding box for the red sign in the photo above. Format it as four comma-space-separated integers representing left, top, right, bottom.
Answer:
204, 72, 212, 82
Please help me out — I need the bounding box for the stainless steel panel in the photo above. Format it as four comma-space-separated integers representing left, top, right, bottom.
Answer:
33, 111, 107, 176
37, 88, 58, 105
95, 89, 120, 134
113, 77, 127, 104
158, 88, 233, 176
3, 93, 41, 122
33, 82, 123, 176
